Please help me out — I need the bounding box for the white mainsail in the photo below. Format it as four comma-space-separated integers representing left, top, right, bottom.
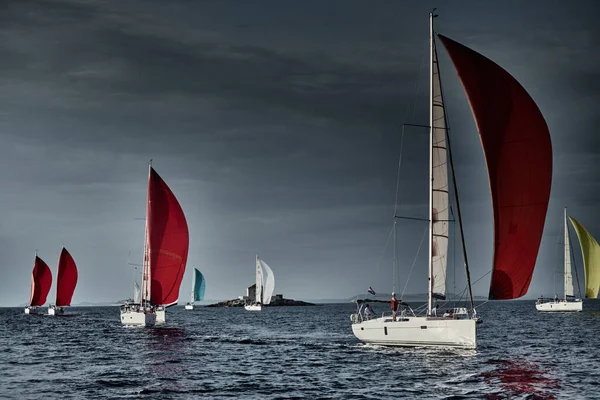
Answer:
429, 35, 449, 303
260, 259, 275, 305
133, 281, 141, 304
255, 255, 263, 304
564, 207, 574, 298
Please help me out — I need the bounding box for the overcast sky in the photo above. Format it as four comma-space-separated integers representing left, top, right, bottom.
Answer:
1, 0, 599, 306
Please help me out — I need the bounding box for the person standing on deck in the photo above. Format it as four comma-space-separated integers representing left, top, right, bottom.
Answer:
391, 293, 399, 321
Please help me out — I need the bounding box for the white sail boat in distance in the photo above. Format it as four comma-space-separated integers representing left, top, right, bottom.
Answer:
245, 255, 275, 311
351, 10, 552, 349
536, 207, 583, 311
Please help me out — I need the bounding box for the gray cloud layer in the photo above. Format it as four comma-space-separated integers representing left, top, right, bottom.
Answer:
1, 0, 599, 305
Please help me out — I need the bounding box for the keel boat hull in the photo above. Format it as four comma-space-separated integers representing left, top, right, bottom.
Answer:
536, 300, 582, 312
352, 316, 476, 349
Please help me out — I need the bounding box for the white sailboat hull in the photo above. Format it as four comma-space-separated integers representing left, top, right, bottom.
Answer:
184, 304, 194, 310
244, 304, 262, 311
47, 305, 65, 316
536, 300, 582, 312
156, 308, 166, 324
24, 306, 39, 315
120, 309, 156, 326
352, 316, 477, 349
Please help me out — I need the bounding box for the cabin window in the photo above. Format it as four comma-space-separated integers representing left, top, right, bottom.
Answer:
384, 326, 388, 335
421, 326, 427, 329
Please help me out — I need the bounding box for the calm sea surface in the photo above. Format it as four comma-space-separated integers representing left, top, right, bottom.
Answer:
1, 301, 600, 399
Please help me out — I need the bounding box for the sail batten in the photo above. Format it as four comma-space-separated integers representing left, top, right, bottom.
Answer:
147, 167, 189, 306
55, 248, 78, 307
30, 256, 52, 307
438, 34, 552, 300
569, 217, 600, 298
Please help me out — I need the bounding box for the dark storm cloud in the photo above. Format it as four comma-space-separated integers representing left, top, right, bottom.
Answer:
1, 0, 599, 305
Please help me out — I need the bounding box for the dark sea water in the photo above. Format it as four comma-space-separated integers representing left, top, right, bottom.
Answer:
1, 300, 599, 399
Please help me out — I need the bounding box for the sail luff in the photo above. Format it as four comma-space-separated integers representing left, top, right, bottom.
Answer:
564, 208, 574, 298
569, 216, 600, 298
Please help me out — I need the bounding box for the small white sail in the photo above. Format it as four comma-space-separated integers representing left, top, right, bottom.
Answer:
430, 36, 449, 300
133, 281, 141, 304
255, 255, 263, 304
260, 259, 275, 305
564, 208, 574, 297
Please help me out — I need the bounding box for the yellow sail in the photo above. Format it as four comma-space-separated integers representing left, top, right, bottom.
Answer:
569, 217, 600, 298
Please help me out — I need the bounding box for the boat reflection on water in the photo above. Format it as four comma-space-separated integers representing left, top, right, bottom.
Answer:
481, 359, 560, 399
141, 328, 189, 392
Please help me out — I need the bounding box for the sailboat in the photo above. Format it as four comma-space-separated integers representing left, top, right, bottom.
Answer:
48, 247, 78, 315
350, 11, 552, 349
185, 268, 206, 310
24, 254, 53, 315
120, 162, 189, 326
244, 255, 275, 311
536, 208, 583, 311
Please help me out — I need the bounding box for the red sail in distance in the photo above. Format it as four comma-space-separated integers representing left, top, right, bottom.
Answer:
56, 247, 78, 306
30, 256, 53, 306
438, 35, 552, 300
148, 167, 189, 306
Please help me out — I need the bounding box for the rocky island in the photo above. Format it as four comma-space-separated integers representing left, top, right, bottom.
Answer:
207, 295, 315, 308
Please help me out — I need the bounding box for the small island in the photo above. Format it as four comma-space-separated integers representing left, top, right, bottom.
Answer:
207, 285, 315, 307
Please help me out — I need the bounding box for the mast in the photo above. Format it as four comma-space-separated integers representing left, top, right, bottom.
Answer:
393, 219, 397, 294
427, 10, 435, 316
142, 160, 152, 305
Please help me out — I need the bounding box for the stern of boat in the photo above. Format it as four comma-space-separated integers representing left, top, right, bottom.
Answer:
120, 305, 156, 327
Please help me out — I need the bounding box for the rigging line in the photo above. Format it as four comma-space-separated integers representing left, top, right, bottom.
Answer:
400, 224, 429, 299
374, 224, 394, 274
474, 299, 490, 309
469, 270, 492, 288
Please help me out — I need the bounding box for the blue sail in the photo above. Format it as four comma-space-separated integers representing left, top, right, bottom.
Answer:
193, 269, 205, 302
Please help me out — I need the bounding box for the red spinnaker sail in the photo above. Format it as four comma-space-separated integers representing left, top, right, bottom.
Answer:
30, 256, 52, 306
438, 35, 552, 300
56, 248, 78, 306
148, 167, 189, 306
